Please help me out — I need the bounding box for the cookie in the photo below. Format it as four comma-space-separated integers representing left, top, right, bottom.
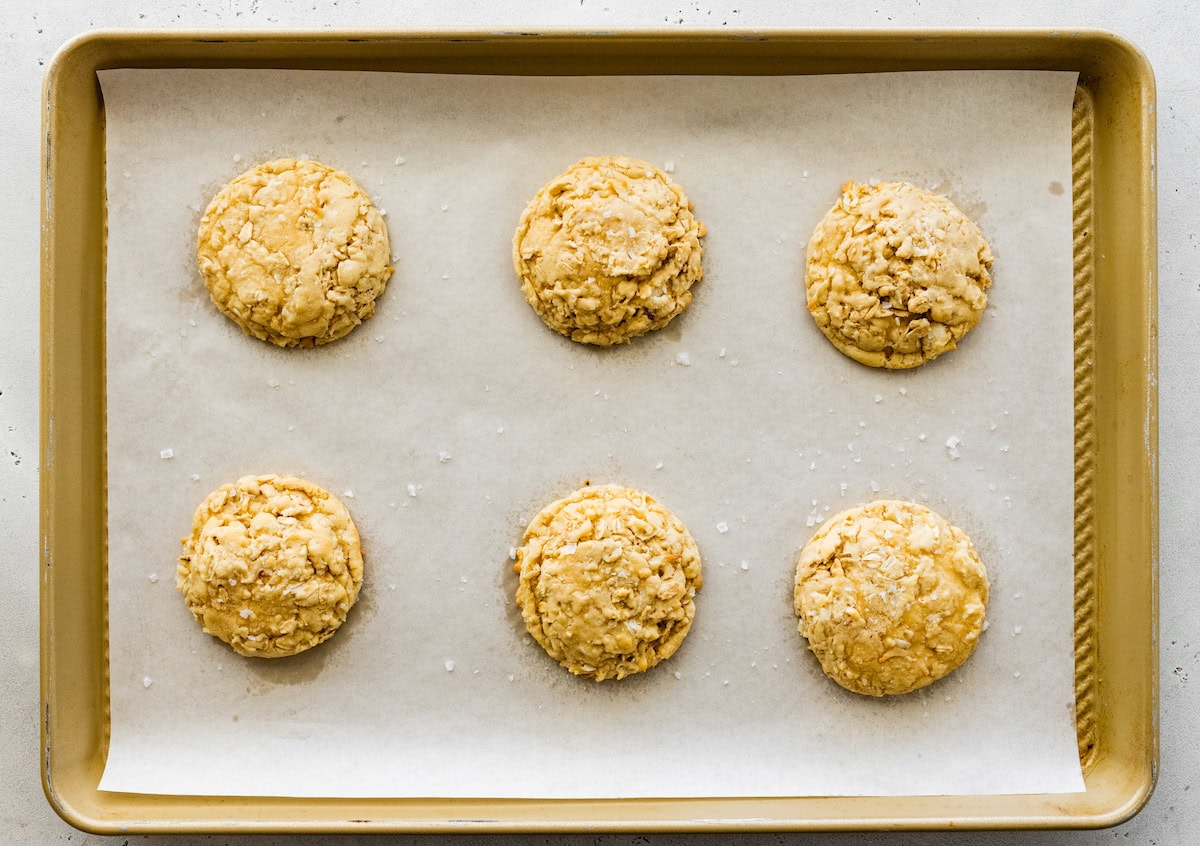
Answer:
793, 499, 988, 696
512, 156, 705, 346
804, 181, 993, 369
197, 158, 392, 347
177, 474, 364, 658
514, 484, 702, 680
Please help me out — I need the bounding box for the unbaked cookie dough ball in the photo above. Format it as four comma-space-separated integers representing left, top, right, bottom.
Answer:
512, 156, 706, 346
514, 484, 703, 680
197, 158, 392, 347
804, 181, 993, 369
177, 474, 364, 657
793, 499, 988, 696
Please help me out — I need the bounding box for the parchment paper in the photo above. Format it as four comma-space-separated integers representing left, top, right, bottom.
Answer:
98, 67, 1085, 798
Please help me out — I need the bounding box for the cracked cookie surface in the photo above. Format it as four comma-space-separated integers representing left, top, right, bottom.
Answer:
805, 181, 993, 369
177, 474, 364, 658
794, 499, 988, 696
514, 484, 702, 680
197, 158, 392, 347
513, 156, 705, 346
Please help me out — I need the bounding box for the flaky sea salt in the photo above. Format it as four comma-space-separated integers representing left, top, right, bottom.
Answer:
407, 483, 418, 497
437, 450, 452, 463
239, 608, 252, 619
142, 676, 153, 688
675, 351, 691, 366
394, 155, 406, 165
663, 160, 676, 172
444, 659, 456, 672
716, 521, 729, 534
159, 448, 174, 460
945, 435, 962, 459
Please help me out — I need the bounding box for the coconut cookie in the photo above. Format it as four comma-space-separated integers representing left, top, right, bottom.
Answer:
793, 500, 988, 696
804, 181, 993, 369
197, 158, 392, 347
512, 156, 706, 346
177, 474, 364, 658
514, 484, 702, 680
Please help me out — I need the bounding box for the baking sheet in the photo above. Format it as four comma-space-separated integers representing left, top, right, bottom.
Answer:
97, 67, 1084, 799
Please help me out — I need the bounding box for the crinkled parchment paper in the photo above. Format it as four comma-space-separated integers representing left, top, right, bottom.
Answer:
98, 67, 1084, 798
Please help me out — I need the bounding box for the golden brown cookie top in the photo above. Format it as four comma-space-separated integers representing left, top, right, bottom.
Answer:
177, 474, 364, 658
513, 156, 705, 346
197, 158, 392, 348
514, 484, 702, 680
804, 181, 993, 369
793, 499, 988, 696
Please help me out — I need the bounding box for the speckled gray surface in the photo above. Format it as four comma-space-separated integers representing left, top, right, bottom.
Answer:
3, 1, 1194, 844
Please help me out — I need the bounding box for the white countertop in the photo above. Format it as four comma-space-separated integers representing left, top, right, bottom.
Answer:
3, 2, 1193, 844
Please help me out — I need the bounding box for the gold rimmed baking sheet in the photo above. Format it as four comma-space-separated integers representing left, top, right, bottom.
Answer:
41, 29, 1156, 833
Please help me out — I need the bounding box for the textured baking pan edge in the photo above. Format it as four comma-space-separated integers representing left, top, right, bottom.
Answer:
40, 28, 1158, 834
